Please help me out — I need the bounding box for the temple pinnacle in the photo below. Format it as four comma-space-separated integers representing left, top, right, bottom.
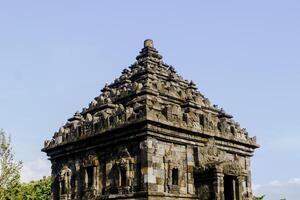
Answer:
144, 39, 154, 48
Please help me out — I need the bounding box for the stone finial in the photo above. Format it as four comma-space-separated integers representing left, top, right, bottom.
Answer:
136, 39, 162, 61
144, 39, 154, 48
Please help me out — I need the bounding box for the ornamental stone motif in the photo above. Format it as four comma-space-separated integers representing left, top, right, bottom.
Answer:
43, 39, 259, 200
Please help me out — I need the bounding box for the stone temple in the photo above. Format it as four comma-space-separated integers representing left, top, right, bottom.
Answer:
43, 40, 259, 200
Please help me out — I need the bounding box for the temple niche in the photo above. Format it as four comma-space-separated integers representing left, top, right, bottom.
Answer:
43, 39, 259, 200
59, 166, 72, 200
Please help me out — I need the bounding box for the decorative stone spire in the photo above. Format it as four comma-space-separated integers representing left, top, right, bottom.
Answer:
136, 39, 162, 61
43, 39, 258, 151
68, 111, 82, 121
43, 40, 259, 200
144, 39, 154, 48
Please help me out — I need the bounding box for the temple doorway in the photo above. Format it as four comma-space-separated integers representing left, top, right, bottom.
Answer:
224, 175, 239, 200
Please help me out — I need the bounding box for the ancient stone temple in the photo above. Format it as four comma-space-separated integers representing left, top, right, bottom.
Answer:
43, 39, 259, 200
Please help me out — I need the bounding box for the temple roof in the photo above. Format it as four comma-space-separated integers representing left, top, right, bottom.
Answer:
43, 39, 258, 151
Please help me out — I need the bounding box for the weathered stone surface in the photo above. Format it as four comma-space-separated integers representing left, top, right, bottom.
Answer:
43, 40, 259, 200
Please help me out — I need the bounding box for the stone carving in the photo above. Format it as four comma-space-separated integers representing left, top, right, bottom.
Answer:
59, 166, 72, 197
107, 146, 135, 195
43, 40, 258, 200
83, 152, 98, 167
163, 144, 182, 193
44, 43, 256, 148
163, 148, 172, 193
199, 184, 212, 200
222, 155, 244, 176
196, 138, 224, 172
196, 138, 245, 175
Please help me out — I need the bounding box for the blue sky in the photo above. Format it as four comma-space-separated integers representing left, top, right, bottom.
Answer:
0, 1, 299, 199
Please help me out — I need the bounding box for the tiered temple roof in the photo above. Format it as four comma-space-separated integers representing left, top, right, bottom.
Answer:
43, 39, 258, 151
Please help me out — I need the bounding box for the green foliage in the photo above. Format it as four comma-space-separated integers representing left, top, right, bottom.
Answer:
0, 130, 51, 199
11, 177, 52, 200
254, 195, 288, 200
2, 176, 52, 200
254, 195, 266, 200
0, 130, 22, 200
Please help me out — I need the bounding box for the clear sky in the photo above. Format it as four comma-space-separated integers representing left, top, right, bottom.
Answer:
0, 1, 299, 199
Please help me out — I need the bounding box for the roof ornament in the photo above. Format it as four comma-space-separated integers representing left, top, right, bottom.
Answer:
68, 111, 83, 122
122, 68, 129, 74
218, 108, 233, 119
136, 39, 163, 61
169, 65, 176, 73
144, 39, 154, 48
189, 80, 198, 90
101, 83, 111, 92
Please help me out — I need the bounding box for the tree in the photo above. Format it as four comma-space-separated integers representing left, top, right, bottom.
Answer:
254, 195, 265, 200
12, 176, 52, 200
31, 176, 52, 200
0, 129, 22, 199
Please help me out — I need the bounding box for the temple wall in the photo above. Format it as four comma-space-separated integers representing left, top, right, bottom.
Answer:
145, 137, 196, 197
50, 136, 253, 200
50, 140, 145, 200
